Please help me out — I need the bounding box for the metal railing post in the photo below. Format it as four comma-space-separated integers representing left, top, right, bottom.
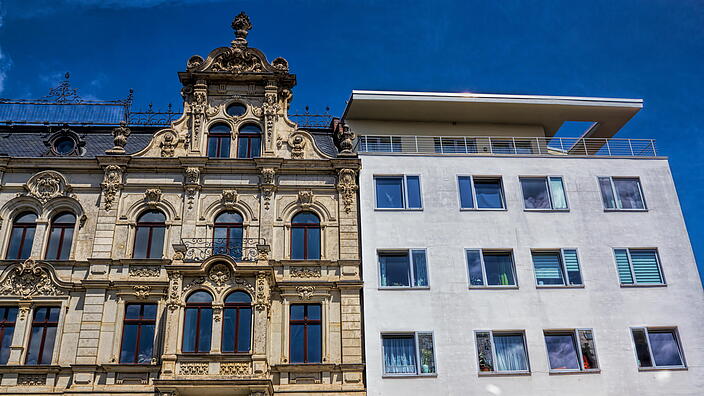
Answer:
605, 139, 612, 156
512, 137, 517, 154
488, 137, 493, 154
628, 139, 634, 156
582, 139, 588, 156
439, 137, 444, 153
414, 136, 419, 153
651, 139, 657, 156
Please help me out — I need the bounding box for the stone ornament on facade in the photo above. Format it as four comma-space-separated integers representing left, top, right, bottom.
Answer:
220, 362, 251, 376
184, 167, 201, 210
106, 121, 131, 154
258, 168, 277, 211
336, 123, 356, 156
160, 131, 178, 157
222, 189, 239, 209
17, 374, 46, 386
101, 165, 124, 210
133, 285, 151, 299
336, 168, 358, 214
298, 190, 314, 208
144, 188, 162, 207
166, 272, 182, 311
277, 132, 307, 159
291, 266, 322, 278
129, 266, 160, 277
0, 259, 68, 299
208, 263, 232, 288
296, 286, 315, 300
22, 170, 73, 204
179, 362, 209, 376
254, 271, 271, 312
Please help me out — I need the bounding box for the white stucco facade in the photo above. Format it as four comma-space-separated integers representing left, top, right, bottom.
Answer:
357, 152, 704, 396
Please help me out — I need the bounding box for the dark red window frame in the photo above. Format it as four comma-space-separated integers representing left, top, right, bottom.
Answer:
222, 293, 252, 353
133, 211, 166, 259
289, 304, 322, 364
0, 307, 17, 364
290, 213, 320, 260
237, 131, 261, 158
45, 212, 76, 260
183, 295, 212, 353
7, 212, 37, 260
120, 303, 157, 364
207, 127, 231, 158
26, 306, 59, 365
213, 212, 243, 258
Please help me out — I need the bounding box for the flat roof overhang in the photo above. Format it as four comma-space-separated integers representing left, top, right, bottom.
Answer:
342, 90, 643, 138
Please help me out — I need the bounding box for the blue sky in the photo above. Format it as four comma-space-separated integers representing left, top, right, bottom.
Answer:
1, 0, 703, 280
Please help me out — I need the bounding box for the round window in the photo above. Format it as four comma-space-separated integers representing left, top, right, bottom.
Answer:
226, 103, 247, 117
53, 137, 76, 155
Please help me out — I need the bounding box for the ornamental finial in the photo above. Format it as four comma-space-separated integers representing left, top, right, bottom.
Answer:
231, 12, 252, 46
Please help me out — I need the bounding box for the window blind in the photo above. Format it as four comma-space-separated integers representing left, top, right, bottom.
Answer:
532, 252, 564, 285
630, 249, 662, 284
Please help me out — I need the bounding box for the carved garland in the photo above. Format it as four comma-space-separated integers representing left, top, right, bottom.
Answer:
101, 165, 124, 211
183, 167, 201, 210
336, 168, 358, 214
258, 168, 276, 211
0, 259, 68, 299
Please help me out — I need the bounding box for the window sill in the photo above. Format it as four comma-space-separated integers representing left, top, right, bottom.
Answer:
382, 373, 437, 378
469, 286, 519, 290
549, 369, 601, 375
374, 208, 424, 212
620, 283, 667, 288
603, 209, 648, 212
523, 209, 570, 213
459, 208, 507, 212
536, 284, 585, 289
478, 371, 531, 377
638, 366, 687, 372
379, 286, 430, 290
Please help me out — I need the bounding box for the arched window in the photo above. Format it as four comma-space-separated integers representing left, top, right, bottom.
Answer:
133, 210, 166, 259
237, 124, 261, 159
7, 212, 37, 260
291, 212, 321, 260
207, 123, 231, 158
45, 212, 76, 260
222, 291, 252, 353
213, 211, 243, 260
183, 291, 213, 353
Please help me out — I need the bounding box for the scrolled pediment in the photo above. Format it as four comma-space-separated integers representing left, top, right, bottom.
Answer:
23, 170, 73, 204
0, 260, 70, 299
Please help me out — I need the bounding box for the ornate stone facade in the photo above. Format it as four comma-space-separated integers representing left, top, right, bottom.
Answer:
0, 12, 362, 396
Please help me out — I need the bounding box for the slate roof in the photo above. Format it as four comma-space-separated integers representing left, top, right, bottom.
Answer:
0, 102, 128, 126
308, 129, 338, 158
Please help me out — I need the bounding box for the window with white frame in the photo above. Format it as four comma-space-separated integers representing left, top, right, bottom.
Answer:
598, 177, 646, 210
631, 327, 685, 369
378, 250, 428, 288
475, 331, 530, 373
374, 175, 422, 209
457, 176, 505, 210
531, 249, 582, 286
614, 248, 664, 285
544, 329, 599, 372
520, 177, 568, 210
382, 332, 436, 375
466, 249, 517, 287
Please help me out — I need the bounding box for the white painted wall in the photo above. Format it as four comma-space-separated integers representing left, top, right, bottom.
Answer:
359, 153, 704, 396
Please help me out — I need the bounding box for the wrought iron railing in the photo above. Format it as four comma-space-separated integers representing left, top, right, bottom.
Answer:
128, 103, 181, 126
289, 106, 333, 128
177, 238, 266, 262
357, 135, 658, 157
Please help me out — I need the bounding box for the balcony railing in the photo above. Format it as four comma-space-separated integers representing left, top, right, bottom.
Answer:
357, 135, 658, 157
176, 238, 266, 263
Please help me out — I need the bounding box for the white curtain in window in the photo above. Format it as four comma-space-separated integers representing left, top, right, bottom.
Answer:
495, 335, 528, 371
383, 337, 417, 374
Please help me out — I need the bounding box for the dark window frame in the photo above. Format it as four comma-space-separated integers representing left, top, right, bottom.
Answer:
236, 124, 262, 159
213, 211, 244, 259
26, 306, 60, 365
45, 212, 76, 260
119, 303, 157, 364
182, 291, 213, 354
7, 211, 37, 260
207, 124, 232, 158
289, 304, 322, 364
221, 291, 252, 353
132, 211, 166, 259
0, 306, 18, 365
290, 212, 321, 260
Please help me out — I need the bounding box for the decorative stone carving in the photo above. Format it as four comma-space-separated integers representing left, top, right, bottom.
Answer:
220, 362, 251, 376
272, 57, 289, 72
278, 132, 307, 159
336, 168, 358, 214
0, 259, 68, 299
262, 86, 280, 145
133, 285, 151, 299
213, 306, 222, 322
101, 165, 124, 210
337, 124, 355, 156
166, 272, 182, 311
208, 263, 232, 288
231, 11, 252, 45
184, 167, 201, 210
254, 272, 270, 312
23, 170, 73, 204
260, 168, 275, 184
106, 121, 131, 154
144, 188, 162, 207
291, 266, 321, 278
19, 305, 30, 320
222, 189, 238, 208
259, 168, 276, 211
296, 286, 315, 300
179, 362, 209, 375
115, 372, 149, 385
129, 266, 160, 277
17, 374, 46, 386
298, 190, 314, 208
160, 131, 177, 157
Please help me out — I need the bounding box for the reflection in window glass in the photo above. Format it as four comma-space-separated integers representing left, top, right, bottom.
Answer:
374, 176, 422, 209
291, 212, 321, 260
120, 303, 157, 364
0, 307, 18, 364
473, 179, 504, 209
599, 177, 645, 210
182, 291, 213, 353
26, 307, 60, 365
289, 304, 321, 363
379, 250, 428, 287
476, 332, 529, 372
7, 212, 37, 260
467, 250, 515, 286
648, 330, 684, 367
545, 333, 580, 370
46, 212, 76, 260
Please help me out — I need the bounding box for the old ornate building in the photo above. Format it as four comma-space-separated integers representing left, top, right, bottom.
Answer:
0, 12, 364, 396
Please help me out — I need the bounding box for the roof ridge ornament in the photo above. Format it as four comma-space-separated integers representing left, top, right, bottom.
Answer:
44, 72, 82, 103
231, 12, 252, 47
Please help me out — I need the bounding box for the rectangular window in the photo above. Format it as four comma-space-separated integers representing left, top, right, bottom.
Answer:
544, 329, 599, 372
378, 250, 429, 288
382, 332, 436, 375
120, 303, 157, 364
375, 175, 422, 210
0, 307, 18, 365
475, 331, 529, 373
26, 306, 60, 365
290, 304, 322, 364
466, 249, 516, 287
532, 249, 582, 286
599, 177, 646, 210
520, 177, 568, 210
614, 249, 664, 285
457, 176, 505, 210
631, 328, 685, 368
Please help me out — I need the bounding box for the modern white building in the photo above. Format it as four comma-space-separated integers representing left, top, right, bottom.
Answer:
346, 91, 704, 395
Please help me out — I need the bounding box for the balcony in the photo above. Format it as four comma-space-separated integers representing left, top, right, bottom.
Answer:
357, 135, 658, 157
174, 238, 268, 263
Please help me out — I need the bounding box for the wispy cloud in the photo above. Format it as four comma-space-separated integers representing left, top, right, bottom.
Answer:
0, 6, 10, 95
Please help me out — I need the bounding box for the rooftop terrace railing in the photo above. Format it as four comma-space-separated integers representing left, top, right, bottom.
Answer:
357, 135, 658, 157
